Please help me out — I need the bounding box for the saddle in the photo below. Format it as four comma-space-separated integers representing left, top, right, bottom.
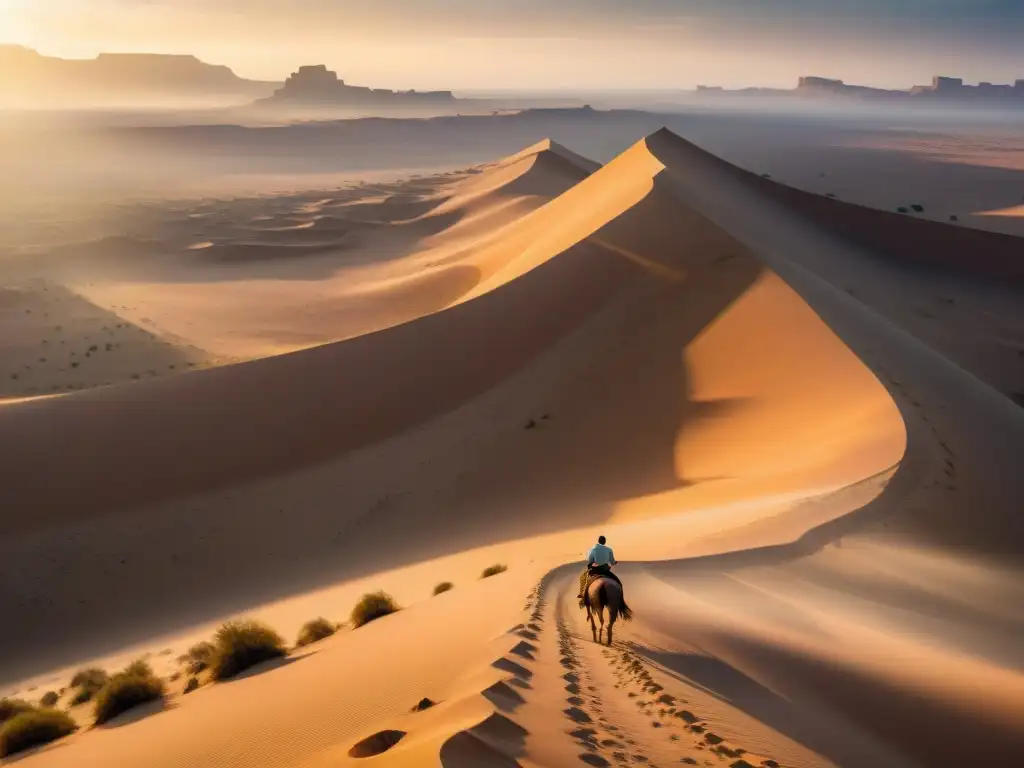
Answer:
581, 566, 619, 607
580, 567, 633, 621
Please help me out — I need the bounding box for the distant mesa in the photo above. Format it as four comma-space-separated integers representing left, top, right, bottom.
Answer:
0, 44, 276, 105
259, 64, 457, 107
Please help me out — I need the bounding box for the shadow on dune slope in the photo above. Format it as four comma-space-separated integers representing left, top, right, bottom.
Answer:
595, 128, 1024, 766
0, 133, 903, 682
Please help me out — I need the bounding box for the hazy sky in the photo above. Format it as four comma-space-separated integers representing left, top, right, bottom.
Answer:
1, 0, 1022, 90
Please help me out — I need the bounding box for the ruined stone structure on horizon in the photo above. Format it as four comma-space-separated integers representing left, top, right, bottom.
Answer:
800, 74, 1024, 102
268, 65, 456, 105
696, 73, 1024, 106
909, 75, 1024, 99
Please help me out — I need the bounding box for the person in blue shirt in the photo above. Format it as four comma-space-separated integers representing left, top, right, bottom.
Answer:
578, 535, 624, 603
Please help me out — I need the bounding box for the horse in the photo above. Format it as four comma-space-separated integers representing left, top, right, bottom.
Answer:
585, 576, 632, 645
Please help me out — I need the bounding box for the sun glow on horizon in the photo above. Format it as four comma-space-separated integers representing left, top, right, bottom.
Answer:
0, 1, 1021, 90
0, 0, 28, 46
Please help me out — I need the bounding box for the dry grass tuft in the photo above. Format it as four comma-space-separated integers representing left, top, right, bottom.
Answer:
350, 592, 401, 629
208, 620, 287, 681
296, 618, 336, 648
0, 709, 77, 758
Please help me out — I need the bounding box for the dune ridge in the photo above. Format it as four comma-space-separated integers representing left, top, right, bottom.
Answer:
646, 127, 1024, 283
0, 140, 597, 388
3, 128, 1022, 767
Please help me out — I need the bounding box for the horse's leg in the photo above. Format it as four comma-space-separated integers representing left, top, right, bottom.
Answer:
597, 605, 605, 646
607, 608, 616, 646
586, 604, 597, 643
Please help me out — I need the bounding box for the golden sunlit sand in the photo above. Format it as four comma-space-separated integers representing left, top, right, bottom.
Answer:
1, 129, 1022, 768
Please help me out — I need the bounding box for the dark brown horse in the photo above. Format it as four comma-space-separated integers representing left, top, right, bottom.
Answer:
585, 577, 632, 645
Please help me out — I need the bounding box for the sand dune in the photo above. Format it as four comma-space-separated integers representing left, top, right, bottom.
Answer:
0, 280, 215, 399
2, 129, 1022, 768
0, 140, 595, 377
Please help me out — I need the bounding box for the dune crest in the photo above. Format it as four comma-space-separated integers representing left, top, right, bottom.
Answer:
4, 129, 1023, 768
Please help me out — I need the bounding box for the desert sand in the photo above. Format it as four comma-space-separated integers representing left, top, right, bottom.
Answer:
1, 127, 1022, 768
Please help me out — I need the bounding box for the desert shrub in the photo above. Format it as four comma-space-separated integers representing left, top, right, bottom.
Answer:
123, 659, 153, 678
70, 687, 94, 705
433, 582, 454, 596
183, 640, 216, 675
93, 673, 165, 725
295, 618, 336, 648
350, 591, 401, 629
68, 667, 108, 705
183, 677, 200, 694
0, 699, 34, 724
69, 667, 107, 689
38, 692, 58, 708
0, 709, 76, 757
480, 564, 508, 579
208, 620, 287, 681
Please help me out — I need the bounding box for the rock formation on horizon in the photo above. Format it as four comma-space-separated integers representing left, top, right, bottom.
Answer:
263, 64, 456, 106
0, 45, 277, 106
696, 72, 1024, 106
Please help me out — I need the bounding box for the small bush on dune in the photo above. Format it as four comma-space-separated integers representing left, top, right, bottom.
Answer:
0, 709, 77, 757
296, 618, 336, 648
433, 582, 454, 596
183, 640, 216, 675
209, 620, 287, 681
183, 677, 200, 695
93, 673, 165, 725
0, 699, 34, 725
350, 591, 401, 629
38, 692, 58, 708
480, 564, 508, 579
70, 668, 106, 688
69, 667, 108, 705
123, 659, 153, 678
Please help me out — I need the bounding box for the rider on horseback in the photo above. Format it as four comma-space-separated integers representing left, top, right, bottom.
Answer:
578, 535, 625, 605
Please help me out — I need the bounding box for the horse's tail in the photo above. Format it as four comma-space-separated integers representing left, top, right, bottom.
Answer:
615, 582, 633, 622
605, 582, 633, 622
598, 583, 608, 614
619, 600, 633, 622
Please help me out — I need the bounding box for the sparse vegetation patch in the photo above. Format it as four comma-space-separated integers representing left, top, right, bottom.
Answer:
0, 699, 34, 725
69, 668, 108, 705
209, 620, 287, 681
350, 591, 401, 629
93, 672, 165, 725
0, 709, 77, 758
296, 618, 336, 648
481, 563, 508, 579
123, 659, 154, 678
182, 640, 216, 675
